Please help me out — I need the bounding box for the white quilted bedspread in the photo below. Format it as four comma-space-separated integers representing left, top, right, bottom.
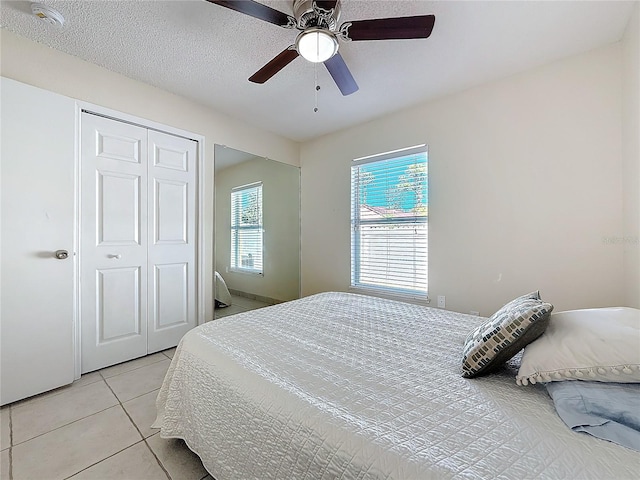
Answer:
154, 292, 639, 479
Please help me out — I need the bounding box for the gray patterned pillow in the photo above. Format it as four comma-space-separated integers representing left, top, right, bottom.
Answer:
461, 294, 553, 378
500, 290, 541, 307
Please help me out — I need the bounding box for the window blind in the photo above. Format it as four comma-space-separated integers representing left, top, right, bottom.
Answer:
231, 182, 263, 274
351, 146, 428, 297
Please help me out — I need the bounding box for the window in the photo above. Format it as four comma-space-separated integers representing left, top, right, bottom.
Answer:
351, 145, 428, 298
231, 182, 263, 274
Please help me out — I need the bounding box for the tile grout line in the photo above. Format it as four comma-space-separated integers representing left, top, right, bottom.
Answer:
9, 376, 103, 412
7, 352, 174, 479
13, 378, 161, 446
61, 439, 149, 480
143, 437, 172, 480
57, 378, 166, 480
10, 377, 122, 447
9, 405, 13, 480
16, 349, 173, 406
99, 355, 169, 380
10, 401, 121, 447
103, 379, 171, 480
9, 365, 129, 412
8, 352, 175, 478
100, 355, 170, 403
103, 380, 144, 440
112, 387, 162, 405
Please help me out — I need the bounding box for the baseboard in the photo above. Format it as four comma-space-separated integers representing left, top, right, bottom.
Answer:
228, 289, 282, 305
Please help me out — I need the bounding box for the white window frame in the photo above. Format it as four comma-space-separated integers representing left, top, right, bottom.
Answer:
230, 182, 264, 275
350, 145, 428, 302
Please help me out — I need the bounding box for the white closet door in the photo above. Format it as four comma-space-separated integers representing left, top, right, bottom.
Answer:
0, 78, 76, 405
80, 113, 149, 373
147, 130, 197, 352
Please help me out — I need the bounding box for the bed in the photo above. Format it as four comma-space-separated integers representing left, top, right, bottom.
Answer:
154, 292, 639, 479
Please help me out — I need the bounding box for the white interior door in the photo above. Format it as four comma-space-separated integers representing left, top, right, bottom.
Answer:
147, 130, 198, 352
0, 78, 76, 405
81, 113, 149, 373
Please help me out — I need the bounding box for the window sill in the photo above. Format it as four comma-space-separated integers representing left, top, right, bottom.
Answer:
229, 268, 264, 277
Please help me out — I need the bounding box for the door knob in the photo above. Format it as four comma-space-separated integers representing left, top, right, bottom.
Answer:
107, 254, 122, 259
55, 250, 69, 260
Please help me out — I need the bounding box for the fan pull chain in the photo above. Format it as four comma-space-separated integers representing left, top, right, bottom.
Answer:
314, 62, 319, 113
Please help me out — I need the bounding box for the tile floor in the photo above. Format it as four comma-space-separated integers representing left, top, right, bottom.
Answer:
213, 293, 273, 319
1, 349, 213, 480
1, 295, 273, 480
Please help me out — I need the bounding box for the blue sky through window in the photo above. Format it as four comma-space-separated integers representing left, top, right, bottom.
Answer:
358, 152, 428, 213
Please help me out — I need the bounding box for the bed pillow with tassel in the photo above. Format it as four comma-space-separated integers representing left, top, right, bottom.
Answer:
517, 308, 640, 386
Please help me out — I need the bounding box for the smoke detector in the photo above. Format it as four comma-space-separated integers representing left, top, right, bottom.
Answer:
31, 3, 65, 27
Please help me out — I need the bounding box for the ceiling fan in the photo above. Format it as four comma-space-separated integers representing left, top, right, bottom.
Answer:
206, 0, 436, 95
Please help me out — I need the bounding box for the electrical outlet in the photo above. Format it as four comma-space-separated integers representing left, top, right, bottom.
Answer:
437, 295, 446, 308
470, 310, 480, 316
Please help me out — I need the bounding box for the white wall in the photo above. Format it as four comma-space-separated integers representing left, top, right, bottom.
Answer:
3, 27, 633, 317
215, 157, 300, 302
300, 45, 624, 316
622, 3, 640, 308
0, 29, 300, 322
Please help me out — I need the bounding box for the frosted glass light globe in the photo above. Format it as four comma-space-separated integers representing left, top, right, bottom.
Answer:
296, 29, 338, 63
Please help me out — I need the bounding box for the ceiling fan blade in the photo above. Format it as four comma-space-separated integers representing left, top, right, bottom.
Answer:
206, 0, 295, 28
249, 47, 299, 84
324, 53, 358, 96
342, 15, 435, 41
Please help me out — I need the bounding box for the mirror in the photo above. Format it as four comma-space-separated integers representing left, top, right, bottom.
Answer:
213, 145, 300, 319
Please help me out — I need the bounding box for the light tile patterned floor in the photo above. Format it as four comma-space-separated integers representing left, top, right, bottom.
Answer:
0, 295, 272, 479
0, 349, 213, 480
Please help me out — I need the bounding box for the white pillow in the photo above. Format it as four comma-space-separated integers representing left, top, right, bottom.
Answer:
516, 307, 640, 386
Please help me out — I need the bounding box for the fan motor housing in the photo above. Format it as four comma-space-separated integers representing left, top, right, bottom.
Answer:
293, 0, 341, 30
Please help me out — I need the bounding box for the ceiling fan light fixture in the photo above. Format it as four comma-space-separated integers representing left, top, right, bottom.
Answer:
296, 28, 338, 63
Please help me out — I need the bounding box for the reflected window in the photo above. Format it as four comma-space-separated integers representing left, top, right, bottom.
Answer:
231, 182, 263, 274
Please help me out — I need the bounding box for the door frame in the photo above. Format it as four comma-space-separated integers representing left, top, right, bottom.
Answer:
74, 102, 206, 380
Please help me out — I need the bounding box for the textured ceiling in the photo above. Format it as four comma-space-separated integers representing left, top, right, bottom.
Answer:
0, 1, 635, 141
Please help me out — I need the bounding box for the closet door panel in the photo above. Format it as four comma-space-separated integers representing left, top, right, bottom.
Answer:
97, 266, 142, 341
147, 130, 197, 353
153, 262, 189, 328
98, 171, 141, 245
154, 178, 188, 244
81, 113, 148, 373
